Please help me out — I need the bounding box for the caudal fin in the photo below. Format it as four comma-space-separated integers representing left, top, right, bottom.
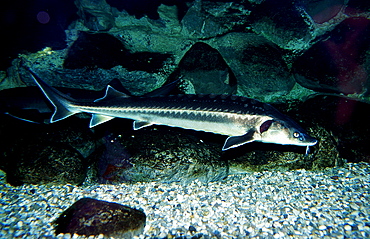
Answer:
28, 69, 78, 123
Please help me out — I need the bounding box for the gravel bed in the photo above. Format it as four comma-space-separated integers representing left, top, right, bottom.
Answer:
0, 163, 369, 238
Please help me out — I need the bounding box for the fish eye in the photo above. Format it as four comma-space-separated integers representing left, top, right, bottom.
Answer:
293, 132, 301, 138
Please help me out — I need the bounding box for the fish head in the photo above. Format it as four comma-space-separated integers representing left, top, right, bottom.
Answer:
259, 119, 317, 147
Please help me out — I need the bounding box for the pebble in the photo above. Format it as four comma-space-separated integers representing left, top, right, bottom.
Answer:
54, 198, 146, 237
16, 221, 23, 227
318, 225, 327, 230
344, 224, 352, 231
0, 163, 369, 238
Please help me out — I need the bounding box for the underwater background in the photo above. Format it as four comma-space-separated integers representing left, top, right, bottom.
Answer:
0, 0, 369, 238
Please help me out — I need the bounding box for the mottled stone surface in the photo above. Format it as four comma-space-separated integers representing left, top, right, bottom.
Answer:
4, 0, 367, 102
293, 17, 370, 95
176, 42, 237, 95
0, 116, 95, 185
250, 0, 315, 51
75, 0, 115, 31
55, 198, 146, 237
5, 143, 86, 186
90, 122, 228, 184
213, 33, 295, 100
303, 0, 345, 24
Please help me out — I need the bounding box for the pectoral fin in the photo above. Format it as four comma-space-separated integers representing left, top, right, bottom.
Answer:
90, 114, 115, 127
133, 121, 154, 130
222, 130, 256, 151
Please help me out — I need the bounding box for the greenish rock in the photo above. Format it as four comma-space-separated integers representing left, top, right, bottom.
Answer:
91, 126, 228, 184
181, 1, 225, 39
292, 17, 370, 96
176, 42, 237, 95
0, 169, 6, 184
5, 143, 86, 186
75, 0, 115, 31
210, 32, 295, 101
251, 1, 315, 51
12, 53, 168, 96
0, 116, 96, 185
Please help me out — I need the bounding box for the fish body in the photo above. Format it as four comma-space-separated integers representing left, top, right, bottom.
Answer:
29, 70, 317, 151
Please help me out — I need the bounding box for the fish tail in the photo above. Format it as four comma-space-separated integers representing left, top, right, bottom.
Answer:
28, 69, 79, 123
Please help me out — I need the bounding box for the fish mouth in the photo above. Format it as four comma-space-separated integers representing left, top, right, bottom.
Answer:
304, 136, 318, 146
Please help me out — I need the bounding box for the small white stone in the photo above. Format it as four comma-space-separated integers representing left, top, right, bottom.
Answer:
60, 233, 72, 239
318, 225, 326, 230
273, 231, 285, 238
344, 224, 352, 231
71, 233, 80, 239
16, 220, 23, 227
96, 234, 104, 239
362, 225, 370, 231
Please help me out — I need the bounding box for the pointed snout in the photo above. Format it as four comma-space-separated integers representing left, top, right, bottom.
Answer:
302, 134, 318, 146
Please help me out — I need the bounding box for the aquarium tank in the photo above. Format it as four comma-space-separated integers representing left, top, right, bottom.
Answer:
0, 0, 369, 238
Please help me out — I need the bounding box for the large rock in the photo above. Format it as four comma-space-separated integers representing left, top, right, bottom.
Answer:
4, 143, 86, 186
293, 17, 370, 95
75, 0, 115, 31
90, 121, 228, 184
303, 0, 346, 24
55, 198, 146, 238
176, 42, 237, 95
0, 116, 96, 185
181, 0, 251, 39
16, 50, 169, 96
211, 33, 295, 101
250, 0, 316, 51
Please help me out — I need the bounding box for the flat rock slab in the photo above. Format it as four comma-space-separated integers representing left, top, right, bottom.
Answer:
54, 197, 146, 238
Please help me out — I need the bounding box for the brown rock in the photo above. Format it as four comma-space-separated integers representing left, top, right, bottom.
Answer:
55, 198, 146, 238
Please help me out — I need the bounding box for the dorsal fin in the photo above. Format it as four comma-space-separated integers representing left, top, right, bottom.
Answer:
143, 78, 180, 97
94, 85, 129, 102
107, 78, 133, 96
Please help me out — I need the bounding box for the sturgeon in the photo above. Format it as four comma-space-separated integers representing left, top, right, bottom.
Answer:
29, 70, 317, 151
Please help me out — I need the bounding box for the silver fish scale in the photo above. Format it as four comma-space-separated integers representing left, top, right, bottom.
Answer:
91, 94, 279, 118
